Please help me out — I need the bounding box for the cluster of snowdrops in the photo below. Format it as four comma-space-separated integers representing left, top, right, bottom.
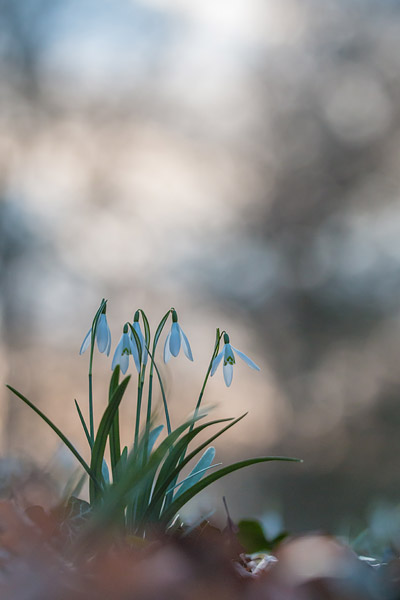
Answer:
7, 299, 298, 537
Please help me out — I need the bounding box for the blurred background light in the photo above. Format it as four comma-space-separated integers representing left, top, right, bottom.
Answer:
1, 0, 400, 533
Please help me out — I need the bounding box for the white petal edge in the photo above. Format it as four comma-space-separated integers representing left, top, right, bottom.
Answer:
96, 314, 109, 353
231, 346, 260, 371
179, 326, 193, 361
223, 362, 233, 387
210, 349, 224, 376
170, 322, 181, 357
79, 329, 92, 355
105, 326, 112, 356
164, 331, 172, 363
134, 323, 148, 365
111, 337, 124, 370
130, 337, 141, 373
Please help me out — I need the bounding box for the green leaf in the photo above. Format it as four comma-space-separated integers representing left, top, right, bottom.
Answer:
93, 414, 206, 531
115, 445, 128, 480
146, 346, 171, 436
6, 385, 97, 487
144, 416, 238, 521
74, 399, 92, 448
148, 414, 247, 518
161, 456, 301, 525
237, 519, 272, 553
108, 366, 121, 482
89, 375, 131, 504
174, 447, 216, 499
132, 415, 205, 526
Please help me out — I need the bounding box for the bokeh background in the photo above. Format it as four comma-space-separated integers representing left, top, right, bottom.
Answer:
1, 0, 400, 534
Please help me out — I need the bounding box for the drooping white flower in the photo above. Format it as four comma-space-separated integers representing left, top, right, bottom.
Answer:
80, 312, 111, 356
130, 312, 148, 366
210, 333, 260, 387
112, 325, 141, 374
164, 311, 193, 363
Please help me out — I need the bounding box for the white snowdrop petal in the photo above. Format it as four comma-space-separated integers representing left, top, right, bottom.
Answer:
79, 329, 92, 355
96, 314, 109, 353
210, 350, 224, 376
223, 362, 234, 387
119, 353, 129, 374
180, 326, 193, 361
105, 327, 112, 356
130, 339, 141, 373
164, 332, 172, 363
231, 346, 260, 371
170, 322, 181, 357
111, 337, 124, 371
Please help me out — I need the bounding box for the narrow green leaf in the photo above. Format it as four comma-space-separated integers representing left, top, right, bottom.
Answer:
174, 447, 216, 499
108, 366, 121, 482
88, 298, 107, 442
132, 416, 200, 526
129, 423, 163, 524
161, 456, 301, 525
144, 417, 237, 521
147, 414, 247, 519
146, 347, 171, 436
89, 375, 131, 504
74, 399, 92, 448
7, 385, 96, 486
115, 445, 128, 480
97, 414, 206, 529
167, 462, 221, 495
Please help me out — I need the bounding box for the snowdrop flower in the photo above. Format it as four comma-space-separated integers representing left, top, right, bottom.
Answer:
112, 324, 140, 374
130, 311, 148, 366
80, 310, 111, 356
210, 333, 260, 387
164, 310, 193, 363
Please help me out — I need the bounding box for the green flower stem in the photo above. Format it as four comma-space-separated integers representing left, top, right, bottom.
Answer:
145, 347, 171, 463
175, 329, 223, 476
143, 309, 172, 460
190, 329, 223, 434
134, 366, 146, 454
88, 371, 94, 445
87, 298, 106, 445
